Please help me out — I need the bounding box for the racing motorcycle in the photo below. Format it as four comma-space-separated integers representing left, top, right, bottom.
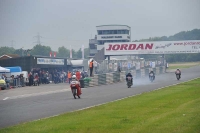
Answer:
70, 81, 81, 99
33, 77, 39, 86
175, 71, 181, 80
127, 76, 132, 88
149, 73, 154, 82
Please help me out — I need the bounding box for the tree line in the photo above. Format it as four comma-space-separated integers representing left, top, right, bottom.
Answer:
0, 45, 89, 59
134, 29, 200, 62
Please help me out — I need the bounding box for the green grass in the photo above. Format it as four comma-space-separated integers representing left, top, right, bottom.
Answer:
1, 79, 200, 133
168, 62, 200, 70
168, 65, 193, 69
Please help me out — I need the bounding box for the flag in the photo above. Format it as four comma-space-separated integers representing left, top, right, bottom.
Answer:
50, 52, 52, 57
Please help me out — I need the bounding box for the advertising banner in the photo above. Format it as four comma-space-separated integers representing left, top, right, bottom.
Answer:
37, 58, 64, 65
104, 40, 200, 55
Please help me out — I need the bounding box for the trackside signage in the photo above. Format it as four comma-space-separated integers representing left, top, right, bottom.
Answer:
104, 40, 200, 55
37, 58, 64, 65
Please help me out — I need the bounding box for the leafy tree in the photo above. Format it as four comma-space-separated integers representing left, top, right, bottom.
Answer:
84, 48, 89, 58
0, 47, 15, 55
31, 44, 51, 56
14, 49, 23, 56
57, 46, 70, 58
76, 48, 82, 59
72, 49, 77, 58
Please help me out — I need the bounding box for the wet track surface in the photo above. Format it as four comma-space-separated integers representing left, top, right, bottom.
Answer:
0, 66, 200, 128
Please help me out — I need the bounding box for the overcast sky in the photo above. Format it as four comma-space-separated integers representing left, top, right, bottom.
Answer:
0, 0, 200, 51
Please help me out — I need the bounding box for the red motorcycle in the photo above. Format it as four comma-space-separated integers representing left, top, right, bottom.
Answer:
70, 81, 82, 99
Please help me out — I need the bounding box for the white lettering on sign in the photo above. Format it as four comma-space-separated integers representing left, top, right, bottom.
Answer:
106, 43, 153, 51
37, 58, 64, 65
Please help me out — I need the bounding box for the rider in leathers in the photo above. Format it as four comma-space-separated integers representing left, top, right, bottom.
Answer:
175, 68, 181, 78
70, 75, 82, 99
126, 72, 133, 85
149, 70, 155, 80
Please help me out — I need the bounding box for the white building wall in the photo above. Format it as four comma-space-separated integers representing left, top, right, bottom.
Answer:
97, 34, 130, 41
96, 25, 130, 31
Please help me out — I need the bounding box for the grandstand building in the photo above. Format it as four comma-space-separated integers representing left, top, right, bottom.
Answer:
89, 25, 131, 57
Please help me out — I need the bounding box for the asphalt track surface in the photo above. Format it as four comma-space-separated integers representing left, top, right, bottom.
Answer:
0, 66, 200, 128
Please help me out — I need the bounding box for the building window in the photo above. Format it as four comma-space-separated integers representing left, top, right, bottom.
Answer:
98, 30, 102, 35
126, 30, 129, 34
117, 30, 121, 34
89, 44, 97, 49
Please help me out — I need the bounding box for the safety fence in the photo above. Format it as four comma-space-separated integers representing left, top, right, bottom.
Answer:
8, 78, 26, 88
95, 58, 166, 74
82, 66, 166, 88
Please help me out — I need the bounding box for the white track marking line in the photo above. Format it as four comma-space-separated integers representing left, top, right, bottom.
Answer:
2, 88, 71, 100
3, 97, 9, 100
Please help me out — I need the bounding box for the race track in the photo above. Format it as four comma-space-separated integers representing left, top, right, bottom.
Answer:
0, 66, 200, 128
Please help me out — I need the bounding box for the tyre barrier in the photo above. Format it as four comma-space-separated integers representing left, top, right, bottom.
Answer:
82, 66, 166, 88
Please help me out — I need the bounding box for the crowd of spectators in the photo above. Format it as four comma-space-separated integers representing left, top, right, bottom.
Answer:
0, 68, 89, 90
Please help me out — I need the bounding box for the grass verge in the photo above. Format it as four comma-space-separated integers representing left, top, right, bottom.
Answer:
1, 78, 200, 133
168, 62, 200, 70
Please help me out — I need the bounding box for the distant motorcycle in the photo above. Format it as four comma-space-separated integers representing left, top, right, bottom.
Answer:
149, 73, 154, 82
127, 76, 132, 88
176, 73, 181, 80
33, 78, 39, 86
175, 71, 181, 80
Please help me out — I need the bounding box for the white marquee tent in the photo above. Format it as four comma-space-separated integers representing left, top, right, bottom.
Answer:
0, 66, 10, 73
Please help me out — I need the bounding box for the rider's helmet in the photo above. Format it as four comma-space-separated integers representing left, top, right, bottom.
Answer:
177, 68, 179, 70
72, 75, 76, 79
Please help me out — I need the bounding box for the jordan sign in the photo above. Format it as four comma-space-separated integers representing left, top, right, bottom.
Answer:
104, 40, 200, 55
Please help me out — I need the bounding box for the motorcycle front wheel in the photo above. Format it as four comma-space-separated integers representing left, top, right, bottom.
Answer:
72, 88, 77, 99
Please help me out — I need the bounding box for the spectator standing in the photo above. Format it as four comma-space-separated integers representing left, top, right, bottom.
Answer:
76, 70, 81, 81
89, 60, 94, 77
29, 72, 34, 86
67, 71, 72, 84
